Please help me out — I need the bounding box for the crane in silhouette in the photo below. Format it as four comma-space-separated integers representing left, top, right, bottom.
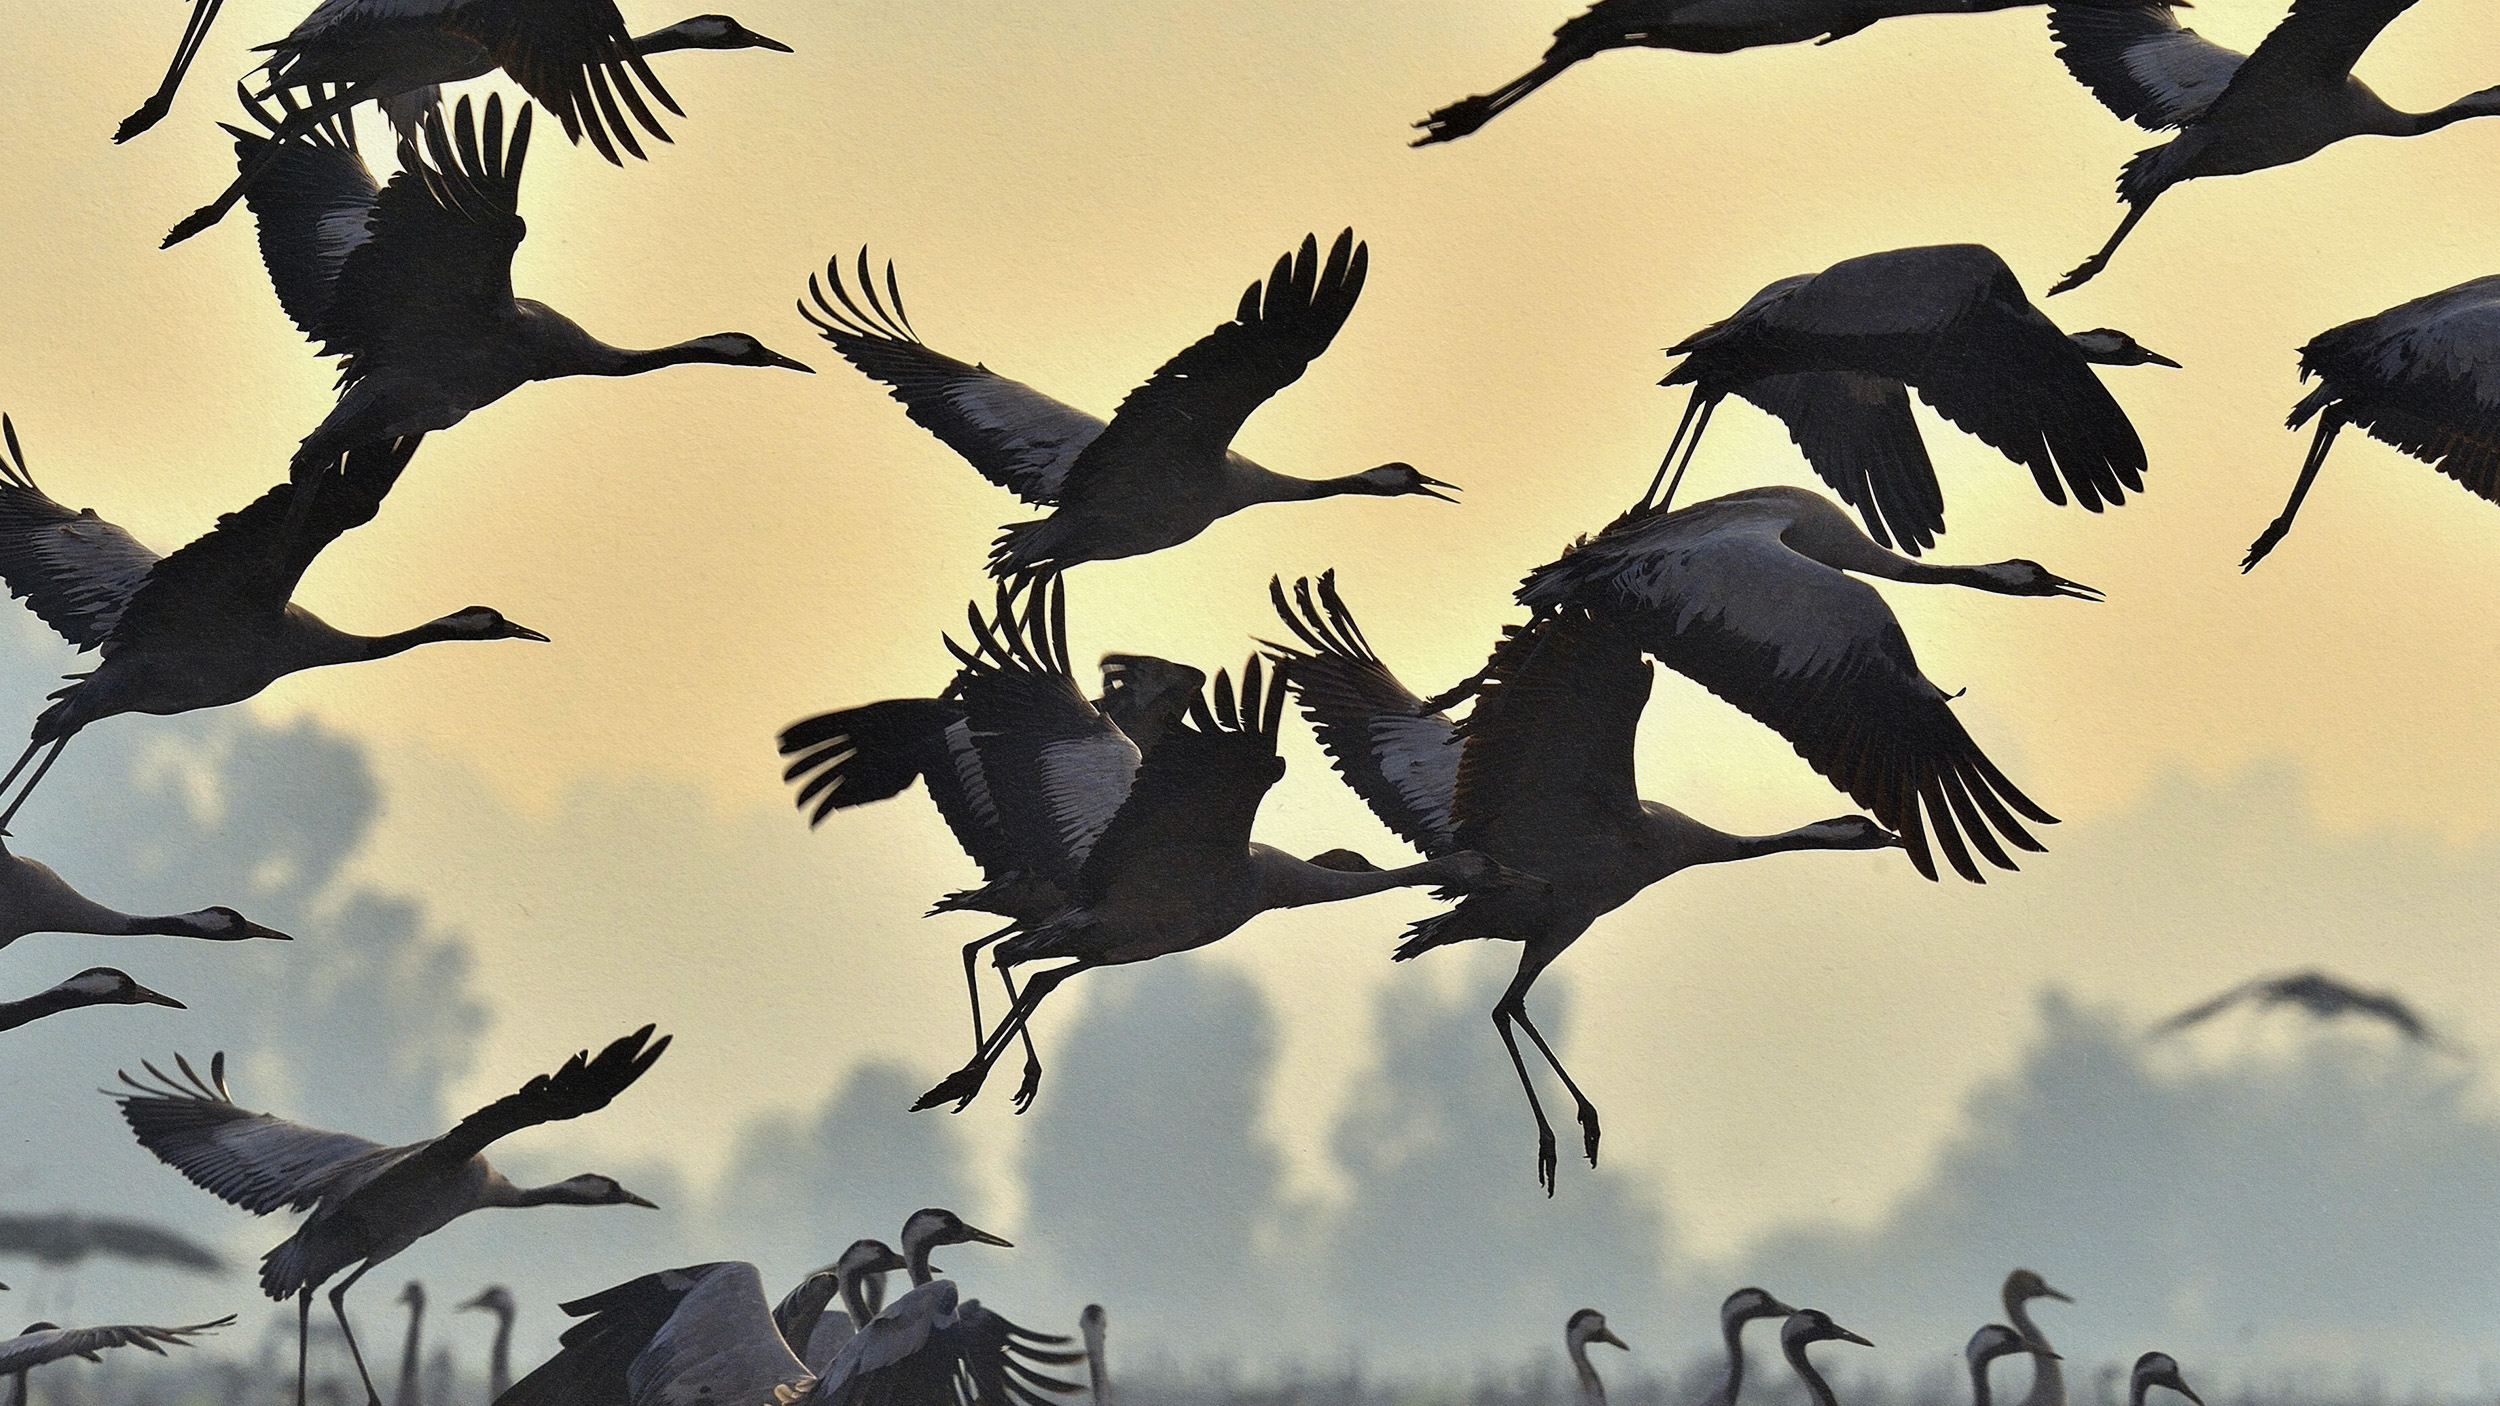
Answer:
2240, 273, 2500, 569
1650, 244, 2178, 551
2049, 0, 2500, 293
1413, 0, 2157, 144
1698, 1288, 1797, 1406
0, 968, 184, 1033
910, 576, 1525, 1114
392, 1283, 425, 1406
0, 1315, 234, 1404
810, 1209, 1085, 1406
2000, 1271, 2070, 1406
1517, 486, 2095, 883
230, 89, 808, 513
1967, 1324, 2059, 1406
0, 421, 538, 832
2154, 969, 2450, 1047
113, 1027, 668, 1406
1268, 572, 1895, 1191
143, 1, 792, 244
801, 238, 1454, 578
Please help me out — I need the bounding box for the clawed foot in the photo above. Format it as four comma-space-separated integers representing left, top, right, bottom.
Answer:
1536, 1125, 1559, 1197
1576, 1101, 1601, 1168
2241, 520, 2290, 572
1011, 1056, 1042, 1114
162, 203, 223, 249
117, 97, 173, 144
1410, 99, 1487, 147
911, 1063, 990, 1112
2048, 257, 2104, 297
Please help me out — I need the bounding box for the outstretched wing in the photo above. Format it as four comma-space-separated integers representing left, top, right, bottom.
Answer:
1735, 372, 1943, 554
776, 698, 1029, 888
1055, 231, 1368, 508
0, 1213, 226, 1273
1449, 610, 1653, 865
111, 1052, 398, 1216
2296, 275, 2500, 502
628, 1261, 812, 1406
323, 94, 531, 379
1262, 572, 1460, 855
947, 575, 1142, 891
1516, 491, 2056, 884
801, 252, 1103, 505
2189, 0, 2416, 133
1076, 658, 1288, 905
230, 84, 379, 344
813, 1284, 1083, 1406
2048, 3, 2243, 129
0, 417, 161, 652
389, 1024, 670, 1178
500, 1262, 748, 1406
0, 1318, 235, 1377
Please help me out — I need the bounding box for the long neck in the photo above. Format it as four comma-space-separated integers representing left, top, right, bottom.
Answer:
292, 615, 461, 667
7, 1369, 24, 1406
1970, 1359, 1993, 1406
839, 1269, 883, 1327
1235, 464, 1375, 506
1785, 1343, 1839, 1406
11, 857, 153, 937
1569, 1340, 1606, 1406
489, 1309, 513, 1400
396, 1297, 424, 1406
2404, 89, 2500, 135
1083, 1315, 1110, 1406
905, 1241, 938, 1288
1253, 849, 1467, 910
0, 984, 99, 1032
500, 1181, 601, 1208
631, 24, 706, 54
1718, 1315, 1748, 1404
2004, 1301, 2059, 1406
598, 339, 748, 377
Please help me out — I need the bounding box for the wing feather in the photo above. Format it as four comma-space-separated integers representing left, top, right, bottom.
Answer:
1262, 572, 1460, 854
111, 1052, 396, 1215
0, 419, 160, 652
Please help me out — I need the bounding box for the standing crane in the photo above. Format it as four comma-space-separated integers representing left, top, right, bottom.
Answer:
112, 1027, 669, 1406
0, 422, 540, 831
1999, 1270, 2071, 1406
1967, 1324, 2059, 1406
800, 238, 1455, 578
0, 838, 288, 949
907, 577, 1527, 1114
1080, 1305, 1110, 1406
1412, 0, 2159, 145
456, 1288, 516, 1402
1565, 1310, 1629, 1406
2049, 0, 2500, 293
0, 1315, 234, 1405
141, 0, 792, 244
393, 1284, 425, 1406
1267, 573, 1895, 1191
1779, 1311, 1874, 1406
1516, 487, 2097, 883
2240, 273, 2500, 569
0, 968, 185, 1033
1649, 244, 2178, 552
1698, 1287, 1798, 1406
230, 90, 809, 513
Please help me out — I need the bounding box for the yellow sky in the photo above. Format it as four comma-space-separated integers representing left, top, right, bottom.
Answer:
7, 0, 2500, 1262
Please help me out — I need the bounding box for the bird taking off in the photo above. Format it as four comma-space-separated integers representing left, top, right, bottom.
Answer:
2153, 970, 2454, 1049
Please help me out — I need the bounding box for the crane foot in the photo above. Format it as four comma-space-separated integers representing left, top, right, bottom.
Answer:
1536, 1127, 1558, 1198
1577, 1104, 1601, 1168
1011, 1058, 1042, 1114
912, 1063, 988, 1112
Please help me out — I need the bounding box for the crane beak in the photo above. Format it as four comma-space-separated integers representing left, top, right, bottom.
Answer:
2162, 1378, 2202, 1406
1415, 474, 1460, 504
624, 1192, 660, 1209
2043, 574, 2102, 602
2039, 1285, 2074, 1304
136, 984, 188, 1010
239, 919, 294, 942
746, 28, 795, 52
1596, 1328, 1629, 1351
957, 1223, 1015, 1248
1832, 1327, 1874, 1348
765, 350, 817, 374
2140, 349, 2183, 369
503, 622, 553, 643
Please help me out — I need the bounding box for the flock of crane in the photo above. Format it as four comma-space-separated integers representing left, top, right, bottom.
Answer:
0, 0, 2491, 1400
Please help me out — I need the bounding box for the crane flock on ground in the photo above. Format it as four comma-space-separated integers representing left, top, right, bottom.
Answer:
0, 0, 2486, 1400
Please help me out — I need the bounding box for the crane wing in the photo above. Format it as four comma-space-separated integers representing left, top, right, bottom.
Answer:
0, 1318, 235, 1377
0, 419, 161, 652
627, 1262, 811, 1406
1076, 659, 1288, 906
1449, 610, 1653, 865
777, 698, 1028, 890
229, 86, 379, 344
812, 1285, 1083, 1406
802, 253, 1103, 506
1515, 493, 2056, 884
498, 1263, 746, 1406
323, 95, 530, 380
1262, 572, 1461, 855
108, 436, 424, 652
111, 1052, 399, 1216
1055, 231, 1368, 508
947, 576, 1142, 891
2191, 0, 2417, 130
387, 1025, 668, 1180
2048, 3, 2243, 129
2295, 275, 2500, 502
1734, 372, 1944, 554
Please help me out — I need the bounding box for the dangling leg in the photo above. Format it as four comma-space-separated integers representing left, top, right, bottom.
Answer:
960, 924, 1014, 1047
1656, 396, 1717, 515
998, 965, 1046, 1113
1511, 1001, 1601, 1171
0, 735, 48, 833
163, 81, 376, 247
2050, 198, 2154, 296
913, 961, 1090, 1112
297, 1290, 313, 1406
2243, 412, 2344, 572
0, 735, 72, 835
117, 0, 227, 141
326, 1263, 385, 1406
1637, 390, 1705, 513
1493, 1001, 1561, 1197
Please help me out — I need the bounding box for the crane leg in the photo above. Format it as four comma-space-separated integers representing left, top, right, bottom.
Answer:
1637, 390, 1706, 513
297, 1290, 313, 1406
913, 961, 1089, 1112
2243, 413, 2343, 572
2050, 199, 2154, 296
998, 965, 1046, 1113
1656, 396, 1717, 516
960, 925, 1014, 1047
0, 735, 71, 836
1511, 1000, 1601, 1171
163, 81, 374, 248
118, 0, 226, 142
326, 1263, 385, 1406
1492, 1003, 1562, 1197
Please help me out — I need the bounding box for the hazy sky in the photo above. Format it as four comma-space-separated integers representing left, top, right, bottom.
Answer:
5, 0, 2500, 1393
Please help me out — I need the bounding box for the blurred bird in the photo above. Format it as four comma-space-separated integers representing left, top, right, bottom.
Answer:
2000, 1271, 2071, 1406
0, 968, 185, 1033
0, 837, 288, 950
1516, 487, 2094, 883
909, 577, 1527, 1114
1081, 1305, 1110, 1406
1269, 572, 1894, 1191
1699, 1288, 1796, 1406
801, 236, 1454, 578
142, 0, 792, 242
1967, 1324, 2059, 1406
393, 1283, 425, 1406
1780, 1310, 1873, 1406
0, 423, 539, 833
2153, 969, 2450, 1047
1566, 1310, 1628, 1406
2127, 1354, 2202, 1406
112, 1027, 669, 1406
2048, 0, 2500, 292
1, 1316, 235, 1405
0, 1213, 225, 1274
228, 90, 809, 513
2241, 274, 2500, 569
1650, 244, 2177, 553
456, 1288, 516, 1402
1412, 0, 2164, 144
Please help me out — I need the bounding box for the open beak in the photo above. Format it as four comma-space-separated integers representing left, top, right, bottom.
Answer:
625, 1192, 660, 1209
240, 919, 294, 942
1416, 474, 1460, 504
137, 985, 187, 1010
766, 350, 817, 374
2046, 574, 2103, 602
